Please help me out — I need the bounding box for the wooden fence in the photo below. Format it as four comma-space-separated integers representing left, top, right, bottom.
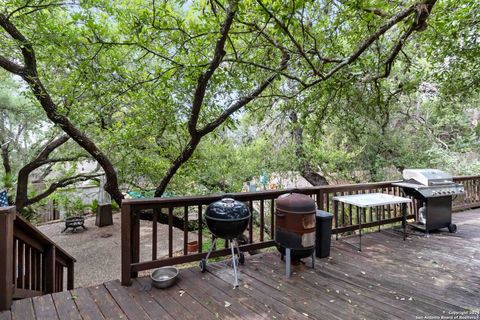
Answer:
0, 206, 76, 311
121, 175, 480, 286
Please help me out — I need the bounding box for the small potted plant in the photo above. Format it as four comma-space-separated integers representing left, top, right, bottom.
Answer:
187, 240, 198, 253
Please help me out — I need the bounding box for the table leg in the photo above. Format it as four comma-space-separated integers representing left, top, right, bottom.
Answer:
402, 203, 407, 241
358, 208, 363, 252
334, 200, 339, 241
377, 206, 381, 232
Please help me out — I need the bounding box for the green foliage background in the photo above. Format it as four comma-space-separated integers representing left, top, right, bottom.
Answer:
0, 0, 478, 203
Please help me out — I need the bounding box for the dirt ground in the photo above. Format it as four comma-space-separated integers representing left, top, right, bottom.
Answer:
38, 213, 191, 288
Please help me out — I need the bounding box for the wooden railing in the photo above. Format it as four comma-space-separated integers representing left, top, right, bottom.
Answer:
0, 206, 76, 311
121, 175, 480, 286
453, 175, 480, 211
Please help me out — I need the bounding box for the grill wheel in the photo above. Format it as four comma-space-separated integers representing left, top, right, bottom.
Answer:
448, 223, 457, 233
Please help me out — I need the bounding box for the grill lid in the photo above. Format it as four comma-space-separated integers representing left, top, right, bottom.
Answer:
403, 169, 453, 186
205, 198, 251, 221
276, 193, 316, 214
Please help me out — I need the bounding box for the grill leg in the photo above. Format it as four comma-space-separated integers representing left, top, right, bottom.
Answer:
233, 238, 241, 260
230, 239, 239, 287
204, 237, 218, 265
285, 248, 291, 278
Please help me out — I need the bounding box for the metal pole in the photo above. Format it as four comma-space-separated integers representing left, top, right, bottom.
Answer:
285, 248, 291, 277
334, 200, 339, 241
359, 208, 364, 251
204, 237, 218, 264
230, 240, 239, 287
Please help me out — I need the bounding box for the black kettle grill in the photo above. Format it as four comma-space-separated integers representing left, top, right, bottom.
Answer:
199, 198, 251, 287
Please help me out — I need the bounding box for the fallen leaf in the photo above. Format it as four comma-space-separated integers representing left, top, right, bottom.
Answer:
178, 290, 185, 297
302, 312, 309, 317
224, 301, 231, 308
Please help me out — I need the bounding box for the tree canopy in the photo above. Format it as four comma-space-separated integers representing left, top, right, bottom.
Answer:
0, 0, 478, 215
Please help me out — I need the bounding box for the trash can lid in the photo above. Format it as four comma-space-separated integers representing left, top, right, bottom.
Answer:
316, 210, 333, 219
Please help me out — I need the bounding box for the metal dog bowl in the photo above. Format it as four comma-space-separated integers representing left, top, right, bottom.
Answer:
150, 266, 179, 289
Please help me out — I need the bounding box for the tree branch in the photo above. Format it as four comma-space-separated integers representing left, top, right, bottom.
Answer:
0, 13, 124, 206
187, 0, 238, 135
15, 134, 70, 210
154, 49, 290, 197
0, 55, 25, 75
368, 1, 437, 81
26, 173, 103, 206
199, 51, 290, 135
256, 0, 323, 78
301, 1, 424, 90
370, 25, 416, 81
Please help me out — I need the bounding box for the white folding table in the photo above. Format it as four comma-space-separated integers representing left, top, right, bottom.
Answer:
332, 193, 412, 251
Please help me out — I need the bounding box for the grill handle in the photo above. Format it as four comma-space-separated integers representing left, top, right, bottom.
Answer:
429, 181, 452, 185
275, 212, 286, 217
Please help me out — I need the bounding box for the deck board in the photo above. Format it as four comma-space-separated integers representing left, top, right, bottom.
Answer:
10, 297, 35, 320
123, 279, 173, 320
70, 287, 105, 320
87, 284, 127, 319
51, 291, 81, 320
104, 280, 149, 320
136, 277, 197, 319
1, 209, 480, 320
31, 295, 59, 320
0, 310, 10, 320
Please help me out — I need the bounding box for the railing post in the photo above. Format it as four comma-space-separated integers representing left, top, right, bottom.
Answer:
132, 210, 140, 279
44, 245, 56, 293
0, 206, 15, 311
121, 203, 132, 286
67, 260, 74, 290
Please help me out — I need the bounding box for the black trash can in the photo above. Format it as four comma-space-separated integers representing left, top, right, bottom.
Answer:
315, 210, 333, 258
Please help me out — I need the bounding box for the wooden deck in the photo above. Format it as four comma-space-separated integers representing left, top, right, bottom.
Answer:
1, 209, 480, 320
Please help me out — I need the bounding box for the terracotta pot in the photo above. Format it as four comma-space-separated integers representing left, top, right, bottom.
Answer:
187, 241, 198, 253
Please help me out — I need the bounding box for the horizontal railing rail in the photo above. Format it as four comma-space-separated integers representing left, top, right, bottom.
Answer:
121, 175, 480, 286
0, 206, 76, 311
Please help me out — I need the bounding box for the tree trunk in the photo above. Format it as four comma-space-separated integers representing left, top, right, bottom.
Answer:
155, 137, 200, 197
290, 111, 329, 186
0, 14, 123, 207
0, 144, 11, 176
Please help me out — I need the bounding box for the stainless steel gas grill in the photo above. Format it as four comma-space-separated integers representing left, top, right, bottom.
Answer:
393, 169, 465, 233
